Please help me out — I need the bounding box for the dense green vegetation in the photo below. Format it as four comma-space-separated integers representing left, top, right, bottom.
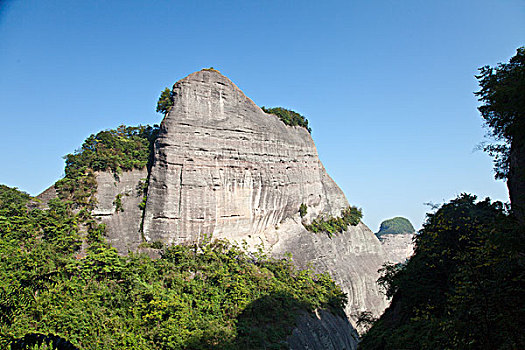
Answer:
157, 88, 175, 115
261, 107, 312, 133
375, 217, 415, 238
359, 195, 524, 349
61, 125, 159, 175
54, 125, 159, 210
0, 185, 347, 349
304, 206, 362, 237
476, 46, 524, 180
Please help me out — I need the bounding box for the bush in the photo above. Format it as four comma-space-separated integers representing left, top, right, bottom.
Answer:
304, 206, 362, 237
54, 125, 159, 210
299, 203, 307, 218
261, 107, 312, 133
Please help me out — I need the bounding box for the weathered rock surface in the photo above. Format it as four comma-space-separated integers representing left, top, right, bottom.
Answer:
38, 69, 409, 347
91, 169, 147, 253
288, 309, 358, 350
141, 70, 390, 330
269, 218, 389, 327
379, 233, 415, 264
142, 70, 347, 245
36, 185, 57, 208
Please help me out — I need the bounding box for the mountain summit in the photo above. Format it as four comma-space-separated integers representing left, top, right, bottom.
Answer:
39, 69, 412, 346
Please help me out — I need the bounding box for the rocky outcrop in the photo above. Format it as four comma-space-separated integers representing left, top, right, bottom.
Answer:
270, 219, 389, 327
38, 69, 403, 345
140, 70, 389, 330
36, 185, 57, 208
288, 309, 358, 350
379, 233, 414, 264
142, 70, 347, 245
91, 169, 148, 253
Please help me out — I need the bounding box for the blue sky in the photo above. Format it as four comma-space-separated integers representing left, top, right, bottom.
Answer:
0, 0, 523, 231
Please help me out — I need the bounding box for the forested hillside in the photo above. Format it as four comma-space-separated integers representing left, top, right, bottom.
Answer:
0, 123, 348, 349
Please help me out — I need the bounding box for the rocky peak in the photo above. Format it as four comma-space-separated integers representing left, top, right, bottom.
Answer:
39, 70, 413, 347
142, 69, 347, 245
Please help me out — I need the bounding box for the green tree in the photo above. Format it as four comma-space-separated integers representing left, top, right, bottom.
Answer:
359, 194, 524, 349
261, 106, 312, 133
1, 185, 349, 349
376, 217, 415, 238
156, 87, 174, 115
476, 46, 525, 221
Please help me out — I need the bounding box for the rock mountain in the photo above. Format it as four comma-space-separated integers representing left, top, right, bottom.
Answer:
41, 69, 412, 348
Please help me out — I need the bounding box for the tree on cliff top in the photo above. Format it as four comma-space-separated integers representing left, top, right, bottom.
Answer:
376, 217, 415, 238
476, 46, 525, 220
156, 87, 174, 115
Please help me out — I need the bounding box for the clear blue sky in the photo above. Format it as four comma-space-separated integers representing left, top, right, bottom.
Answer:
1, 0, 523, 231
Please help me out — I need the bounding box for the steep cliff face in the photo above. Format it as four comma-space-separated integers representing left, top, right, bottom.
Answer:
270, 219, 389, 326
142, 70, 348, 245
91, 169, 148, 253
38, 70, 400, 344
288, 309, 358, 350
378, 233, 414, 264
140, 70, 390, 327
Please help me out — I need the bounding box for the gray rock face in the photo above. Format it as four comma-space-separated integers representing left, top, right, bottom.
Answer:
270, 219, 389, 329
379, 233, 415, 264
288, 309, 358, 350
91, 169, 147, 253
143, 70, 347, 245
38, 69, 410, 346
141, 70, 390, 332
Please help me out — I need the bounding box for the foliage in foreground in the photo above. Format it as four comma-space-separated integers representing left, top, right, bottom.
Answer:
304, 206, 362, 237
0, 185, 347, 350
261, 107, 312, 133
359, 194, 524, 349
476, 46, 525, 222
375, 217, 415, 238
475, 46, 524, 180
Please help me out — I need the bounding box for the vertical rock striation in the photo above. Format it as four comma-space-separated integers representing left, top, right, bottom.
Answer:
92, 169, 147, 253
38, 69, 410, 344
142, 70, 347, 245
141, 69, 390, 329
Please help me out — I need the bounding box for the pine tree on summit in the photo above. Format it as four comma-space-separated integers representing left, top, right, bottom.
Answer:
156, 87, 174, 115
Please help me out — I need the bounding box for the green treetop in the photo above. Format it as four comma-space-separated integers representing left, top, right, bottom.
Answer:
376, 217, 415, 238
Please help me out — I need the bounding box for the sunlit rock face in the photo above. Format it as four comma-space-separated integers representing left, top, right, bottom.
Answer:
142, 69, 348, 245
379, 233, 415, 264
35, 70, 410, 345
140, 70, 392, 332
91, 169, 147, 253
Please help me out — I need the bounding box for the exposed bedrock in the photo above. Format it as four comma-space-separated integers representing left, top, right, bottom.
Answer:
142, 70, 348, 244
92, 169, 147, 253
37, 69, 416, 345
288, 309, 359, 350
140, 70, 392, 329
378, 233, 415, 264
